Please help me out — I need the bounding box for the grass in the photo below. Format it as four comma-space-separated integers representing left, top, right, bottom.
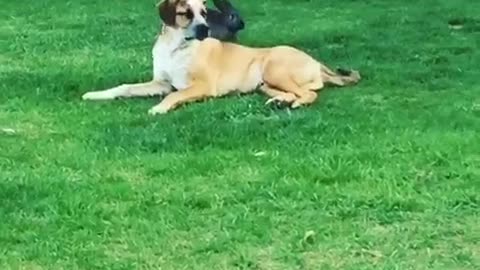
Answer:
1, 0, 480, 269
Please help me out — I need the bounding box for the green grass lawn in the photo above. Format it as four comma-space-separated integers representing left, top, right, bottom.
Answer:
1, 0, 480, 269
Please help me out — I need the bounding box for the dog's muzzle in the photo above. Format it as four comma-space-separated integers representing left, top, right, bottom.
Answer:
194, 24, 210, 40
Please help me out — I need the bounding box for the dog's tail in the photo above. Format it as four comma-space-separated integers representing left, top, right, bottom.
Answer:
319, 63, 361, 87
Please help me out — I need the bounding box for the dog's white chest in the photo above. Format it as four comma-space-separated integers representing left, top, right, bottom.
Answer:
152, 38, 197, 90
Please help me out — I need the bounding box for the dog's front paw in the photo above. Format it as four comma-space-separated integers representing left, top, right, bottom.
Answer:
82, 92, 95, 100
82, 91, 111, 100
148, 104, 170, 115
82, 86, 125, 100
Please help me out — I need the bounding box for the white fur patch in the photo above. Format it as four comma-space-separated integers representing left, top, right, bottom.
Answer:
152, 30, 198, 90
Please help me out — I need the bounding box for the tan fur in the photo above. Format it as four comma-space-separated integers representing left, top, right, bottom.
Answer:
82, 0, 361, 115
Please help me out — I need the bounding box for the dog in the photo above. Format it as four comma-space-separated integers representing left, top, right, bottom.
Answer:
82, 0, 360, 115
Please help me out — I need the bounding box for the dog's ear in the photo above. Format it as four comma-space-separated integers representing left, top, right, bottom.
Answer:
158, 0, 177, 26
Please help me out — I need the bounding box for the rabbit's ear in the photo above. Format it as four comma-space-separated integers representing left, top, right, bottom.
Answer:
157, 0, 177, 26
212, 0, 233, 12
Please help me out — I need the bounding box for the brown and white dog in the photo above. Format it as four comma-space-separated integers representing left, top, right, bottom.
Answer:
82, 0, 361, 115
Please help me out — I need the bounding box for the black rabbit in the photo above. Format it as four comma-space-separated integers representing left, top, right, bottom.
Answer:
206, 0, 245, 41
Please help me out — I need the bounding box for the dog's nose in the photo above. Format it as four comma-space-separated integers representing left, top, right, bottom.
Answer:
195, 24, 210, 40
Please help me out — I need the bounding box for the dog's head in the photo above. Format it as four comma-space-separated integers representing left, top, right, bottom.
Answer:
157, 0, 210, 40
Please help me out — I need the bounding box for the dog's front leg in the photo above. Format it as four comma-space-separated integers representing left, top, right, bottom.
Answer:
82, 80, 172, 100
148, 82, 211, 115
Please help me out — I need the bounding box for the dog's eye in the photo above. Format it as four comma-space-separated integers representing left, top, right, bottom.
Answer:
201, 10, 207, 18
177, 9, 194, 20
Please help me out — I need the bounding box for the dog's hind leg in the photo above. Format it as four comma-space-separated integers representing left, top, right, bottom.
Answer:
289, 88, 318, 109
264, 76, 318, 109
263, 61, 320, 108
259, 83, 298, 105
82, 80, 172, 100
